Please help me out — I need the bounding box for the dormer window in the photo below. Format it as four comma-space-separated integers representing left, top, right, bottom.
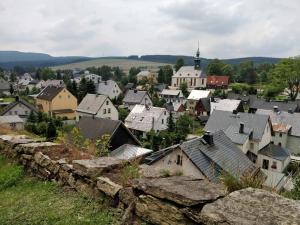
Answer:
106, 101, 109, 105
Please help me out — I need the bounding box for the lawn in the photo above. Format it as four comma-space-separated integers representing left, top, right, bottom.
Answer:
0, 156, 118, 225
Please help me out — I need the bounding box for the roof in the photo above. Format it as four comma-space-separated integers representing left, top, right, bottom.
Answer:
125, 105, 167, 132
250, 100, 298, 112
97, 80, 120, 97
259, 144, 290, 161
164, 101, 185, 112
154, 83, 167, 92
0, 115, 24, 124
211, 99, 241, 113
76, 117, 139, 145
224, 125, 253, 145
256, 109, 300, 137
125, 83, 134, 89
200, 98, 211, 112
188, 90, 211, 100
137, 70, 150, 77
76, 94, 108, 115
272, 123, 292, 133
146, 130, 257, 182
110, 144, 153, 160
161, 89, 182, 96
205, 110, 270, 141
37, 86, 64, 101
207, 76, 229, 86
0, 98, 38, 116
123, 90, 148, 104
41, 79, 65, 88
172, 66, 207, 78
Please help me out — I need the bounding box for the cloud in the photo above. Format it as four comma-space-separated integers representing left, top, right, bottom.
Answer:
0, 0, 299, 58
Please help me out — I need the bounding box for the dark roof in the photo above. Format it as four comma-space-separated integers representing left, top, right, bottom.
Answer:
250, 99, 298, 112
205, 110, 270, 141
123, 90, 147, 104
0, 97, 38, 116
259, 144, 290, 161
227, 93, 250, 102
125, 83, 134, 89
200, 98, 211, 112
146, 130, 257, 182
76, 117, 140, 144
37, 86, 64, 101
154, 83, 167, 92
224, 125, 253, 145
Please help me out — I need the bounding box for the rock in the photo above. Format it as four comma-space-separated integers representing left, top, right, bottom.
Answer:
17, 142, 60, 154
21, 154, 32, 160
34, 152, 52, 167
135, 195, 195, 225
72, 157, 123, 179
97, 176, 123, 198
46, 162, 60, 175
74, 179, 96, 196
199, 188, 300, 225
120, 202, 135, 225
57, 158, 67, 164
119, 187, 137, 206
133, 176, 226, 207
138, 164, 163, 178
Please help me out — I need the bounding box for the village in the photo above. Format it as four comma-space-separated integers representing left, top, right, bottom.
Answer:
1, 47, 300, 224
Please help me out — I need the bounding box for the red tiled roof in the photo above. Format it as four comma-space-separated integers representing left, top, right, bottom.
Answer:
207, 75, 229, 86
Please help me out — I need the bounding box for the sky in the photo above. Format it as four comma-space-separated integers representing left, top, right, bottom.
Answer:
0, 0, 299, 58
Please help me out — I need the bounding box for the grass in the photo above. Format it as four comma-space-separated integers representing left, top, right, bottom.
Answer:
0, 156, 118, 225
1, 97, 14, 102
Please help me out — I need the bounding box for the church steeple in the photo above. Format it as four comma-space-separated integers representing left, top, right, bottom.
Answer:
194, 41, 201, 70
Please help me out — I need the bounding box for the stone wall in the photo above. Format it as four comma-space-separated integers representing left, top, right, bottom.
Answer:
1, 134, 300, 225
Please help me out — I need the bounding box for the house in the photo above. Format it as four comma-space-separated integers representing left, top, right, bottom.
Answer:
145, 130, 259, 182
76, 117, 140, 151
72, 74, 102, 85
76, 94, 118, 121
125, 104, 169, 138
0, 78, 10, 94
110, 144, 153, 160
204, 110, 291, 174
249, 99, 299, 113
210, 98, 244, 113
97, 80, 121, 100
160, 89, 184, 103
227, 93, 257, 107
0, 115, 24, 131
0, 96, 38, 120
171, 47, 207, 90
256, 109, 300, 155
36, 86, 77, 119
136, 70, 157, 82
187, 90, 211, 115
123, 90, 152, 110
164, 101, 186, 119
18, 73, 34, 90
206, 75, 229, 89
36, 80, 65, 89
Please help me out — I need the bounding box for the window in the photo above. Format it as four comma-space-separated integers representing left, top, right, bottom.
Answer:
250, 142, 254, 150
9, 111, 12, 115
271, 161, 277, 169
164, 111, 166, 115
176, 155, 182, 165
106, 101, 109, 105
279, 133, 282, 138
262, 159, 269, 170
201, 79, 204, 85
103, 109, 106, 114
278, 142, 282, 146
25, 111, 28, 115
162, 119, 164, 124
108, 108, 111, 113
14, 111, 18, 115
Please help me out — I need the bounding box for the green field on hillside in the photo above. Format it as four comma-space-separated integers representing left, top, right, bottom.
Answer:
52, 58, 172, 72
0, 156, 118, 225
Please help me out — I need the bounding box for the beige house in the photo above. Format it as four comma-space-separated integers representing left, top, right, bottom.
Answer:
36, 86, 77, 119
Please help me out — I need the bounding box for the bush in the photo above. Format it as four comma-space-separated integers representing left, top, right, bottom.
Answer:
120, 160, 140, 185
161, 169, 171, 177
0, 156, 23, 191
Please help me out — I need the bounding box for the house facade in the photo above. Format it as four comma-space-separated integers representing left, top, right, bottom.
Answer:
0, 115, 24, 131
187, 90, 211, 116
97, 80, 121, 100
159, 89, 184, 103
123, 90, 153, 110
171, 48, 207, 90
76, 94, 118, 121
36, 86, 77, 119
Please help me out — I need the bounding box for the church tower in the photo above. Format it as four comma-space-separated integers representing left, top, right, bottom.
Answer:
194, 42, 201, 70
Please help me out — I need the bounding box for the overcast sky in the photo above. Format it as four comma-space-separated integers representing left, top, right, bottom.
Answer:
0, 0, 299, 58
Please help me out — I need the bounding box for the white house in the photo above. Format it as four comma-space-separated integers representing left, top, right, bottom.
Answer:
160, 89, 184, 103
76, 94, 118, 121
210, 98, 243, 113
171, 47, 206, 90
123, 90, 153, 110
97, 80, 121, 100
0, 115, 24, 131
125, 104, 169, 137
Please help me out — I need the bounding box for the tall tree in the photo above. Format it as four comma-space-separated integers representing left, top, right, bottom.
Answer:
9, 84, 14, 95
128, 67, 140, 84
86, 80, 96, 94
78, 77, 87, 103
162, 65, 173, 85
157, 68, 164, 83
180, 82, 189, 98
167, 112, 175, 132
46, 120, 57, 140
175, 58, 184, 72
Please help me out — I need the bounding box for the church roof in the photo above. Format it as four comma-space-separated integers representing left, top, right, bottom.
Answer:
172, 66, 206, 78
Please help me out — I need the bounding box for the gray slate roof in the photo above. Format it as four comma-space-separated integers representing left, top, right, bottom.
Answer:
97, 80, 120, 98
37, 86, 64, 101
76, 94, 108, 115
205, 110, 270, 141
250, 100, 298, 112
110, 144, 153, 160
146, 130, 257, 182
259, 144, 290, 161
123, 90, 148, 104
0, 115, 24, 124
0, 98, 38, 116
256, 109, 300, 137
224, 125, 253, 145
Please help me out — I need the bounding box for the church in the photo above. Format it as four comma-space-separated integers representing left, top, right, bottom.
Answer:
171, 47, 207, 90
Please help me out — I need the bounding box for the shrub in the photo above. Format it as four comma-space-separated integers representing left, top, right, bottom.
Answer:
161, 169, 171, 177
0, 156, 23, 191
120, 160, 140, 185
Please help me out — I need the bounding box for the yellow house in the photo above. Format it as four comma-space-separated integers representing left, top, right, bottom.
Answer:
36, 86, 77, 119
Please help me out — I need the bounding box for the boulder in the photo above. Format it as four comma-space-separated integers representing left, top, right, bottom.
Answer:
72, 157, 123, 179
133, 176, 226, 207
135, 195, 195, 225
17, 142, 60, 154
119, 187, 136, 206
97, 176, 123, 198
34, 152, 52, 167
199, 188, 300, 225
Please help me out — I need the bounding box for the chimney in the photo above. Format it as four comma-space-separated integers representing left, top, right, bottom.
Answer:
239, 122, 244, 134
273, 106, 279, 112
288, 108, 293, 114
203, 131, 214, 145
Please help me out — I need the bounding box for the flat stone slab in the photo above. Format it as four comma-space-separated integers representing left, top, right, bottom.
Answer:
133, 176, 226, 207
97, 176, 123, 198
72, 157, 123, 178
0, 135, 38, 145
199, 188, 300, 225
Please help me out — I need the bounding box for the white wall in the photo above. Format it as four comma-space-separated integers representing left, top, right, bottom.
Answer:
272, 132, 288, 148
153, 109, 169, 132
257, 154, 290, 173
3, 103, 32, 119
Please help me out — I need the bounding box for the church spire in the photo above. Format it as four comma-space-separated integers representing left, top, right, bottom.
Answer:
194, 41, 201, 70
